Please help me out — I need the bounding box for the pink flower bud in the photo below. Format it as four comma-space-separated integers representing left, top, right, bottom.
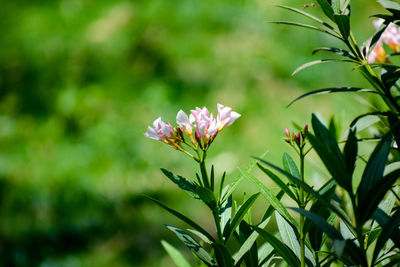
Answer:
285, 128, 290, 137
304, 124, 308, 132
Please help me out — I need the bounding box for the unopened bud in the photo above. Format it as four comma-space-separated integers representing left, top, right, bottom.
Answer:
178, 127, 185, 142
195, 131, 203, 149
304, 124, 308, 132
285, 128, 290, 138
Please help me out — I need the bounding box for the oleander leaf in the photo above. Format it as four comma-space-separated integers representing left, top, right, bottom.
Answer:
288, 87, 375, 106
147, 197, 215, 243
223, 193, 260, 240
161, 168, 198, 197
161, 240, 192, 267
292, 59, 356, 76
257, 163, 297, 202
253, 227, 300, 266
166, 225, 216, 266
241, 168, 299, 228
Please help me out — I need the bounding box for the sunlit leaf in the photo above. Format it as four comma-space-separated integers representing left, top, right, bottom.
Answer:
288, 87, 376, 106
253, 227, 300, 266
161, 240, 192, 267
166, 225, 216, 266
146, 197, 215, 243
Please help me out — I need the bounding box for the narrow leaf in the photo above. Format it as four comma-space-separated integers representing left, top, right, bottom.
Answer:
161, 168, 198, 197
357, 133, 392, 210
166, 225, 216, 266
334, 14, 350, 39
317, 0, 335, 20
313, 47, 356, 59
288, 87, 376, 106
224, 193, 260, 239
276, 5, 335, 29
257, 163, 298, 202
292, 59, 356, 76
271, 21, 341, 40
161, 240, 192, 267
254, 158, 353, 226
372, 208, 400, 264
241, 168, 299, 228
253, 227, 300, 266
282, 152, 300, 179
146, 197, 215, 243
359, 168, 400, 224
211, 243, 234, 267
343, 128, 358, 176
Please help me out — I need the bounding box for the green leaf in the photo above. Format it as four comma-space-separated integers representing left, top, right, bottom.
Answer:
146, 197, 215, 243
275, 212, 316, 266
253, 227, 300, 266
187, 229, 213, 245
271, 21, 341, 40
359, 168, 400, 225
233, 217, 271, 264
220, 194, 232, 236
372, 208, 400, 264
254, 157, 353, 227
316, 0, 335, 20
333, 14, 350, 39
282, 153, 300, 179
305, 185, 337, 251
235, 221, 258, 267
196, 187, 217, 209
166, 225, 216, 266
221, 152, 267, 202
161, 168, 198, 197
257, 242, 274, 266
292, 59, 356, 76
312, 47, 356, 59
343, 128, 358, 176
223, 192, 260, 239
328, 117, 337, 141
357, 133, 392, 216
309, 114, 352, 193
276, 5, 335, 30
378, 0, 400, 14
349, 111, 390, 129
288, 87, 376, 106
241, 168, 299, 228
257, 163, 297, 202
289, 208, 368, 264
211, 243, 234, 267
161, 240, 192, 267
290, 208, 343, 240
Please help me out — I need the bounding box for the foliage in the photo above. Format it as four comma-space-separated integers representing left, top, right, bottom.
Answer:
149, 1, 400, 266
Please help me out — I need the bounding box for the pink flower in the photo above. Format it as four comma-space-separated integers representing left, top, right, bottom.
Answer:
216, 104, 241, 131
176, 110, 194, 135
144, 117, 174, 141
190, 107, 218, 140
363, 39, 386, 64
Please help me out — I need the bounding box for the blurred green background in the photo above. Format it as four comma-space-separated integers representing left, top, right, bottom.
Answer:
0, 0, 384, 266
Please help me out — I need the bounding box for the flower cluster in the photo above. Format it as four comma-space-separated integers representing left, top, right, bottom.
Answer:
145, 104, 240, 160
284, 124, 308, 149
365, 19, 400, 64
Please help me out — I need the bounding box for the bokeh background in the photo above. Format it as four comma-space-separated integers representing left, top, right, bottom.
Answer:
0, 0, 384, 266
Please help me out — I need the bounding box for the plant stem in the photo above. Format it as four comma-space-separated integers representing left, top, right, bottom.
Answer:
199, 155, 210, 189
299, 149, 306, 267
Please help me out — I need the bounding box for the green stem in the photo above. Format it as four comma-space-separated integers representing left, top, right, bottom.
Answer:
299, 149, 306, 267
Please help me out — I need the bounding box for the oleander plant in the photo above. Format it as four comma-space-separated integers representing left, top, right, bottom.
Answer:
145, 0, 400, 266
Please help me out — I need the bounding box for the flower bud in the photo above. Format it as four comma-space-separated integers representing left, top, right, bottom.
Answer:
285, 128, 290, 138
195, 131, 203, 149
304, 124, 308, 132
177, 127, 185, 142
